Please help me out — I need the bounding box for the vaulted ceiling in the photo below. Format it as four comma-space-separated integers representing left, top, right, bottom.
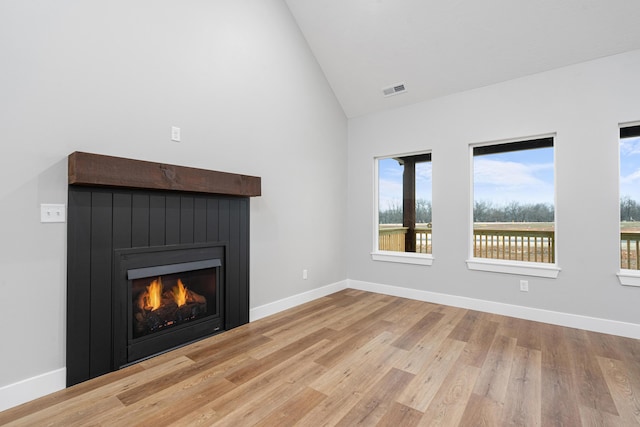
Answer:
284, 0, 640, 118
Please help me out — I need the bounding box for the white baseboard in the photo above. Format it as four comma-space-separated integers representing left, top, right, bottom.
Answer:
0, 368, 66, 412
347, 279, 640, 340
250, 280, 348, 322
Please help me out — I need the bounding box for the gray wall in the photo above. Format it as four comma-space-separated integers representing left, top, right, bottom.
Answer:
348, 50, 640, 326
0, 0, 347, 388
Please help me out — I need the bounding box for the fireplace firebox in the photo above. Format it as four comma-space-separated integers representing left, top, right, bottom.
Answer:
113, 244, 225, 368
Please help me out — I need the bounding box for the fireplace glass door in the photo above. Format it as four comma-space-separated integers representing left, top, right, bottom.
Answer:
129, 259, 220, 339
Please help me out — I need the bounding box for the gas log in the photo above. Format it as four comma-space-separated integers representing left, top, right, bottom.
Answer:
134, 288, 207, 336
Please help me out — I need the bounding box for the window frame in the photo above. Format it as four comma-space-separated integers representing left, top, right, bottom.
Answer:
617, 122, 640, 286
466, 134, 560, 278
372, 150, 434, 266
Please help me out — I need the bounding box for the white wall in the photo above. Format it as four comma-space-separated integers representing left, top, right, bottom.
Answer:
348, 50, 640, 330
0, 0, 347, 391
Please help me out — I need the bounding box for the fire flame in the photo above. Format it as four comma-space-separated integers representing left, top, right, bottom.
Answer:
144, 278, 163, 311
172, 279, 188, 307
140, 277, 189, 311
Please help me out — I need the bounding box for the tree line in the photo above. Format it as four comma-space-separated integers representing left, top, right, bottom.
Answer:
621, 196, 640, 221
379, 200, 432, 224
473, 200, 554, 222
381, 197, 640, 224
379, 199, 554, 224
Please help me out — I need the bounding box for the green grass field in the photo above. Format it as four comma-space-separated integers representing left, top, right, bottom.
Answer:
473, 222, 554, 231
620, 221, 640, 232
382, 221, 640, 233
471, 222, 640, 232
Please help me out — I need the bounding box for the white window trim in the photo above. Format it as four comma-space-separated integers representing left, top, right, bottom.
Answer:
372, 251, 434, 265
468, 133, 559, 278
372, 151, 433, 266
617, 271, 640, 287
466, 258, 560, 278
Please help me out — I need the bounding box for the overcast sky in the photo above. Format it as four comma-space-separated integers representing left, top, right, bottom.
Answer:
378, 157, 431, 211
379, 137, 640, 214
378, 147, 555, 212
620, 136, 640, 201
473, 147, 554, 206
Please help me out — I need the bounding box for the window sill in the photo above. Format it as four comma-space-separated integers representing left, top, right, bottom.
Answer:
617, 271, 640, 287
466, 258, 560, 278
371, 251, 433, 266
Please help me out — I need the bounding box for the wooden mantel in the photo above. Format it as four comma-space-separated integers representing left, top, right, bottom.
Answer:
68, 152, 261, 197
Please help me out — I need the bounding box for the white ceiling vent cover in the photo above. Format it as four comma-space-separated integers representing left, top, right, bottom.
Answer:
382, 83, 407, 97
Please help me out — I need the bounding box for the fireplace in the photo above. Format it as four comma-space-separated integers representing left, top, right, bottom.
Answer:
66, 152, 260, 386
112, 243, 225, 367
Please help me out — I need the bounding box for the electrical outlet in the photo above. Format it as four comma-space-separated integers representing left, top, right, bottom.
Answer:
520, 280, 529, 292
302, 269, 308, 280
171, 126, 181, 142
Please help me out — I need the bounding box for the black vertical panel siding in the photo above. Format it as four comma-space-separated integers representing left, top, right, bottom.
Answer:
218, 199, 230, 242
194, 197, 207, 243
180, 196, 194, 244
218, 200, 231, 328
206, 199, 220, 242
113, 193, 132, 250
66, 190, 92, 385
239, 198, 250, 324
165, 195, 180, 245
227, 199, 241, 328
67, 187, 250, 386
111, 193, 132, 371
89, 192, 113, 378
149, 195, 166, 247
131, 194, 150, 248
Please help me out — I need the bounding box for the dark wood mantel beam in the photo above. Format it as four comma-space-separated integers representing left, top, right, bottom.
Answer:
68, 152, 261, 197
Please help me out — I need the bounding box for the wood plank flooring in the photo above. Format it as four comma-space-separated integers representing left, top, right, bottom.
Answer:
2, 290, 640, 426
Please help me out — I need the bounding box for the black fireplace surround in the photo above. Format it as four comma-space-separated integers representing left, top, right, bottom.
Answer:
66, 153, 260, 386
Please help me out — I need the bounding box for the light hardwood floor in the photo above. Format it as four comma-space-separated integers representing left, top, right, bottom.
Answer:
2, 290, 640, 426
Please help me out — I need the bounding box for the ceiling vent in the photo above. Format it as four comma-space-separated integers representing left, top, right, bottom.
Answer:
382, 83, 407, 97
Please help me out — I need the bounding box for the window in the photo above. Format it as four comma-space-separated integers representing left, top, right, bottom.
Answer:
373, 152, 432, 265
619, 124, 640, 284
467, 136, 559, 277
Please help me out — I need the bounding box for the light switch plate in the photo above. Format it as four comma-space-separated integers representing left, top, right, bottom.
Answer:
41, 204, 66, 223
